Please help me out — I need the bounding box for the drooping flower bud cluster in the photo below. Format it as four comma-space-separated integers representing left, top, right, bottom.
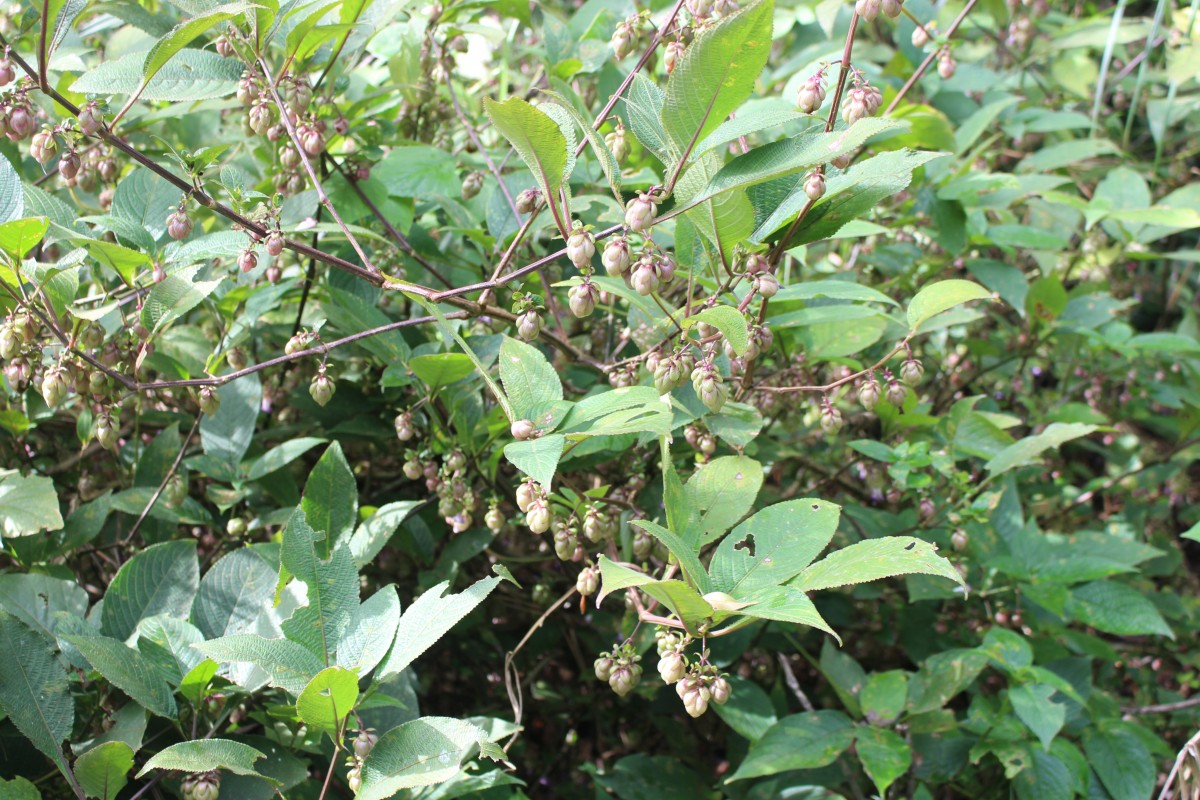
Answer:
796, 71, 828, 114
181, 772, 221, 800
691, 359, 728, 414
855, 0, 904, 22
841, 75, 884, 126
594, 642, 642, 697
511, 291, 545, 342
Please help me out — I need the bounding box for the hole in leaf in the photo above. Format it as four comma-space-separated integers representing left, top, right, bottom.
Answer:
811, 503, 820, 511
735, 534, 756, 557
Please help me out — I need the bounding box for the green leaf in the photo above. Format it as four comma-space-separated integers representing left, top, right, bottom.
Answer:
683, 455, 762, 545
0, 217, 49, 259
624, 75, 669, 163
410, 296, 511, 420
772, 279, 898, 306
0, 611, 75, 785
0, 155, 24, 223
337, 585, 400, 676
1012, 746, 1073, 800
562, 386, 672, 438
709, 499, 841, 597
296, 667, 359, 736
687, 117, 906, 211
141, 265, 224, 336
661, 0, 774, 164
733, 584, 838, 640
136, 739, 268, 779
985, 423, 1098, 476
499, 336, 564, 421
75, 741, 134, 800
101, 540, 199, 641
143, 3, 255, 86
710, 676, 777, 743
199, 372, 262, 467
376, 575, 501, 680
792, 536, 965, 593
681, 306, 748, 356
860, 670, 908, 725
855, 727, 911, 796
630, 519, 711, 593
540, 94, 622, 196
595, 557, 714, 633
906, 279, 993, 331
191, 548, 279, 639
692, 100, 807, 162
0, 777, 42, 799
483, 97, 569, 218
1084, 728, 1155, 800
348, 501, 423, 568
1009, 684, 1065, 750
179, 660, 219, 707
244, 437, 328, 481
280, 508, 359, 664
195, 634, 324, 695
675, 150, 754, 265
301, 442, 359, 551
358, 717, 498, 799
66, 634, 178, 718
503, 434, 566, 489
1064, 580, 1173, 638
137, 615, 205, 686
726, 711, 855, 782
760, 149, 944, 244
0, 574, 88, 639
0, 470, 63, 537
906, 649, 989, 714
410, 353, 476, 389
71, 49, 244, 101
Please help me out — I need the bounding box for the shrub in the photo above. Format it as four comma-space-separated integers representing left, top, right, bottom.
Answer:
0, 0, 1197, 798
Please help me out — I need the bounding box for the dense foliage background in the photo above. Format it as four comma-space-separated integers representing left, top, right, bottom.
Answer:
0, 0, 1198, 798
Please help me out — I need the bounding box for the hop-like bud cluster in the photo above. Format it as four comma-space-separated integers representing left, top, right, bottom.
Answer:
352, 730, 378, 759
796, 74, 827, 114
819, 401, 843, 434
30, 129, 57, 164
181, 772, 220, 800
938, 50, 957, 79
485, 504, 505, 533
510, 418, 536, 440
858, 375, 881, 410
198, 386, 221, 416
566, 222, 596, 269
842, 84, 883, 126
597, 645, 642, 696
653, 350, 694, 395
167, 208, 193, 240
886, 375, 908, 407
611, 20, 638, 60
515, 187, 540, 213
568, 280, 600, 318
95, 411, 118, 449
527, 497, 552, 534
581, 505, 616, 542
900, 357, 924, 386
912, 21, 935, 47
753, 271, 780, 298
664, 40, 685, 74
576, 564, 600, 596
515, 309, 542, 342
624, 193, 657, 232
0, 57, 14, 87
691, 361, 728, 414
41, 364, 69, 406
602, 236, 633, 277
605, 126, 630, 161
804, 171, 826, 201
461, 171, 484, 200
658, 650, 687, 683
310, 369, 336, 407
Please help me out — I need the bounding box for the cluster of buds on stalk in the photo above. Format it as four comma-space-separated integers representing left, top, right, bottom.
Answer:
516, 478, 551, 534
610, 15, 647, 60
842, 74, 883, 125
604, 121, 630, 161
181, 772, 220, 800
511, 290, 544, 342
796, 70, 828, 114
594, 642, 642, 697
652, 347, 697, 395
743, 251, 780, 298
856, 0, 905, 22
310, 363, 336, 407
576, 561, 600, 596
691, 359, 728, 414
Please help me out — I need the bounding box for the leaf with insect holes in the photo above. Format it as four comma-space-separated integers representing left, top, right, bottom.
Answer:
792, 537, 965, 593
296, 667, 359, 736
709, 499, 841, 597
